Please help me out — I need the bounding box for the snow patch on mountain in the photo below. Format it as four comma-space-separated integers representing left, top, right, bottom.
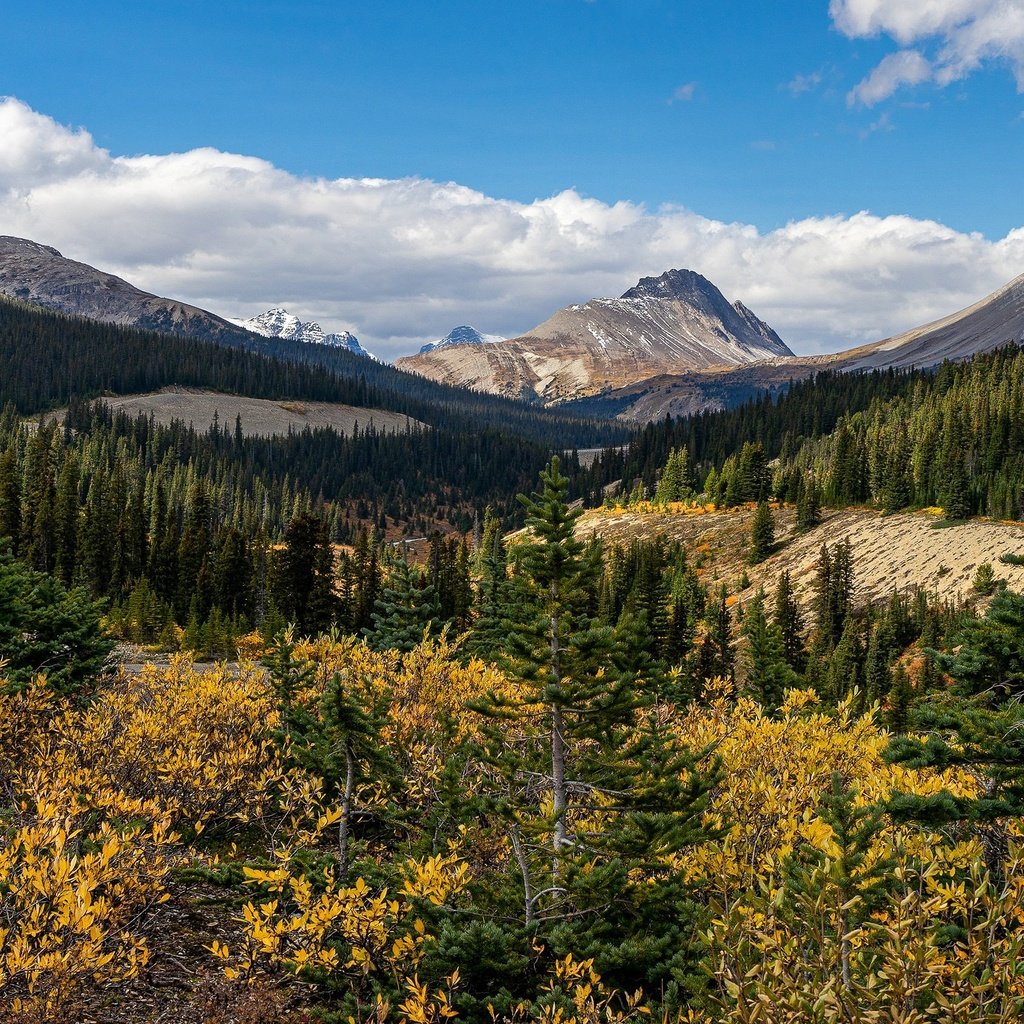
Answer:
418, 325, 504, 354
234, 307, 375, 359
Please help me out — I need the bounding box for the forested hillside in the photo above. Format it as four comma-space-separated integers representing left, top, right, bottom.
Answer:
0, 295, 625, 447
631, 345, 1024, 522
3, 456, 1024, 1022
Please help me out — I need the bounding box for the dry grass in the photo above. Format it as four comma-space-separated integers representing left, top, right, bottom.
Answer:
40, 388, 425, 439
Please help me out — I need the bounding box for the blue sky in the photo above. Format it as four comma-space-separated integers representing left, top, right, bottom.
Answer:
1, 1, 1022, 356
6, 0, 1022, 236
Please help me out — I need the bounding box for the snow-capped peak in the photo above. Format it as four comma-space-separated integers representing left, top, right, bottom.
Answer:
234, 308, 375, 359
418, 325, 504, 354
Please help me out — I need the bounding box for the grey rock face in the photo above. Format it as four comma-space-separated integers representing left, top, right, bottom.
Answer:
0, 235, 248, 342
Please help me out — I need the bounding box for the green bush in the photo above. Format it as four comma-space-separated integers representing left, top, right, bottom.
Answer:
0, 547, 114, 696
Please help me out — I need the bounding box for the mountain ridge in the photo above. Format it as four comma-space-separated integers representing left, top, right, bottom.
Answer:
0, 235, 250, 344
396, 269, 792, 402
234, 307, 375, 359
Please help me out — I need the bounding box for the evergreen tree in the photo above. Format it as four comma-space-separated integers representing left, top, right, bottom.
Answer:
0, 546, 113, 696
467, 508, 513, 659
748, 499, 775, 564
772, 570, 805, 672
0, 446, 20, 551
475, 458, 718, 999
270, 511, 338, 635
796, 473, 822, 531
886, 662, 913, 735
886, 588, 1024, 881
363, 559, 440, 653
741, 589, 796, 711
654, 447, 691, 503
692, 584, 735, 688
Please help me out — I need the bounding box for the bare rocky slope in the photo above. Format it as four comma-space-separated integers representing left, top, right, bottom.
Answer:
573, 503, 1024, 611
403, 269, 1024, 422
595, 270, 1024, 421
397, 269, 792, 402
0, 236, 251, 343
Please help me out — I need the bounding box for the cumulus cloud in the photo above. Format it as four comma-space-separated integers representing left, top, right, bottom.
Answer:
670, 82, 698, 102
1, 97, 1022, 359
847, 50, 933, 106
834, 0, 1024, 105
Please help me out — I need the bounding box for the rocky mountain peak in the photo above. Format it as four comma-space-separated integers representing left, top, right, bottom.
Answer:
234, 307, 374, 359
419, 325, 504, 354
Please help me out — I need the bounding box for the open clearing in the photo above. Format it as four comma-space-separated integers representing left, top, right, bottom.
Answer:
574, 504, 1024, 609
50, 387, 425, 438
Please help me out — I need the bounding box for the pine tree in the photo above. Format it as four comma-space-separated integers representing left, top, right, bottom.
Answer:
270, 511, 338, 635
796, 473, 822, 531
0, 547, 114, 696
772, 570, 806, 672
0, 447, 20, 551
886, 662, 913, 735
474, 458, 718, 997
825, 615, 863, 703
654, 447, 691, 504
741, 589, 796, 711
467, 509, 513, 659
886, 588, 1024, 882
363, 559, 440, 653
813, 541, 854, 649
748, 499, 775, 564
780, 774, 895, 993
692, 583, 735, 688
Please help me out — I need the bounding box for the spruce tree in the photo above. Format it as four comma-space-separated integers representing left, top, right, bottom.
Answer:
741, 589, 796, 711
0, 447, 20, 551
748, 499, 775, 564
0, 547, 113, 696
363, 559, 440, 653
886, 588, 1024, 881
796, 472, 822, 531
691, 583, 735, 688
772, 570, 806, 671
270, 511, 338, 635
474, 457, 718, 999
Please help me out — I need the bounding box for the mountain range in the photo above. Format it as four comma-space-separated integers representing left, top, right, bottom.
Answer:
1, 233, 1021, 424
397, 269, 792, 402
233, 307, 374, 359
0, 236, 250, 344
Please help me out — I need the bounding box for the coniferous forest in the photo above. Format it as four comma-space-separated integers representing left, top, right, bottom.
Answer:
4, 289, 1024, 1022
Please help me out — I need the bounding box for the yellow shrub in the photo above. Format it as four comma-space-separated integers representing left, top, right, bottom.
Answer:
52, 657, 280, 834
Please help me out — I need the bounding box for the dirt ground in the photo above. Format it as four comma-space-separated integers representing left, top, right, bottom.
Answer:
574, 503, 1024, 610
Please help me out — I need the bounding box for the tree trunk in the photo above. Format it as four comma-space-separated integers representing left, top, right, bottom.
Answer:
338, 740, 355, 882
509, 823, 535, 928
549, 598, 568, 871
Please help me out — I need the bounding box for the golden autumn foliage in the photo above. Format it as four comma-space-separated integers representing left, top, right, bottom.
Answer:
3, 640, 1024, 1022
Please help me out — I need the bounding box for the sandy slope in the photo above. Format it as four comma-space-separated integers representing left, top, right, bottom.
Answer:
574, 504, 1024, 609
745, 508, 1024, 610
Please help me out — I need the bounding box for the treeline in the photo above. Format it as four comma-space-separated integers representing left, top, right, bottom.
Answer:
692, 346, 1024, 520
0, 295, 626, 448
577, 362, 931, 501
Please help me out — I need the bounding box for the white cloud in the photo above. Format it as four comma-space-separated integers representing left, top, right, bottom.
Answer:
833, 0, 1024, 104
1, 97, 1022, 360
847, 50, 932, 106
670, 82, 698, 102
785, 70, 824, 95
